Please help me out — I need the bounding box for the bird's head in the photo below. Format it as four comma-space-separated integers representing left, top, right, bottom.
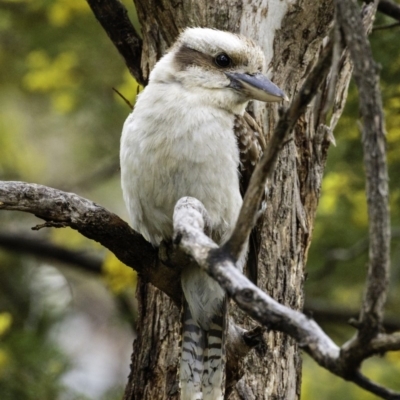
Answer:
149, 27, 287, 114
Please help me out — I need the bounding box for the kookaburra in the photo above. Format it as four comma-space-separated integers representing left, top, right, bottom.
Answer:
120, 28, 286, 400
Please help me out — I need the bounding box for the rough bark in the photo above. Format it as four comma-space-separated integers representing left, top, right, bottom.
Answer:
123, 1, 351, 399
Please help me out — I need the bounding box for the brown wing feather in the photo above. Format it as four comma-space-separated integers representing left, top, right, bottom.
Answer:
234, 111, 266, 285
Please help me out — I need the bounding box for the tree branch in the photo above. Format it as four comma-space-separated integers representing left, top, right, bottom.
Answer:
336, 0, 390, 344
173, 196, 400, 400
304, 300, 400, 333
0, 181, 262, 388
170, 10, 396, 395
0, 231, 103, 273
373, 21, 400, 31
1, 2, 395, 397
86, 0, 145, 85
369, 332, 400, 354
223, 38, 334, 261
4, 231, 400, 337
0, 181, 182, 302
378, 0, 400, 22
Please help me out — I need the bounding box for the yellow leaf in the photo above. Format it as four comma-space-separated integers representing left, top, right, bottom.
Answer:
0, 312, 12, 336
318, 172, 349, 215
23, 50, 78, 93
102, 252, 137, 294
52, 92, 75, 114
47, 0, 90, 27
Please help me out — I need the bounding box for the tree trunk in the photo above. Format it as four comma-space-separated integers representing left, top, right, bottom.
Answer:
124, 1, 351, 399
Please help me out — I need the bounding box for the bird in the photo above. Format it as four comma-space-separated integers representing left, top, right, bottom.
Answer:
120, 27, 286, 400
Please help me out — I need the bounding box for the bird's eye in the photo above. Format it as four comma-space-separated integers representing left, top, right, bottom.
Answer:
215, 53, 231, 68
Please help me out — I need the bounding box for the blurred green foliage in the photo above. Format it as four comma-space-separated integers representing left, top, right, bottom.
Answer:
0, 252, 71, 400
0, 0, 138, 398
305, 5, 400, 397
0, 0, 400, 399
0, 0, 139, 190
307, 11, 400, 314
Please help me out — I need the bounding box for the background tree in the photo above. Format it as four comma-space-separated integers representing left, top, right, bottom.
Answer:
0, 0, 400, 399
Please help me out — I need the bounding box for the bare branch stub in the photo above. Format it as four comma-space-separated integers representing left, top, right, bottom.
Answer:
336, 0, 390, 345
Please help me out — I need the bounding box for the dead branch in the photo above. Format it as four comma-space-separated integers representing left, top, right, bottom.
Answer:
86, 0, 145, 85
173, 196, 400, 400
3, 230, 399, 336
0, 231, 103, 273
0, 181, 182, 302
169, 5, 397, 396
0, 181, 261, 387
373, 21, 400, 31
336, 0, 391, 345
304, 301, 400, 333
378, 0, 400, 22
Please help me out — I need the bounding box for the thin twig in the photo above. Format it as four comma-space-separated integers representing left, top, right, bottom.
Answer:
113, 87, 134, 110
352, 372, 400, 400
304, 301, 400, 333
373, 21, 400, 31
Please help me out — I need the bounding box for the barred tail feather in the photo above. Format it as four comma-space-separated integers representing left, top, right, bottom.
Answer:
180, 268, 227, 400
180, 300, 205, 400
202, 299, 227, 400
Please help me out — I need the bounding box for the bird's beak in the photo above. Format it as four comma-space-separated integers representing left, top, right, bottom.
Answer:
226, 72, 288, 102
